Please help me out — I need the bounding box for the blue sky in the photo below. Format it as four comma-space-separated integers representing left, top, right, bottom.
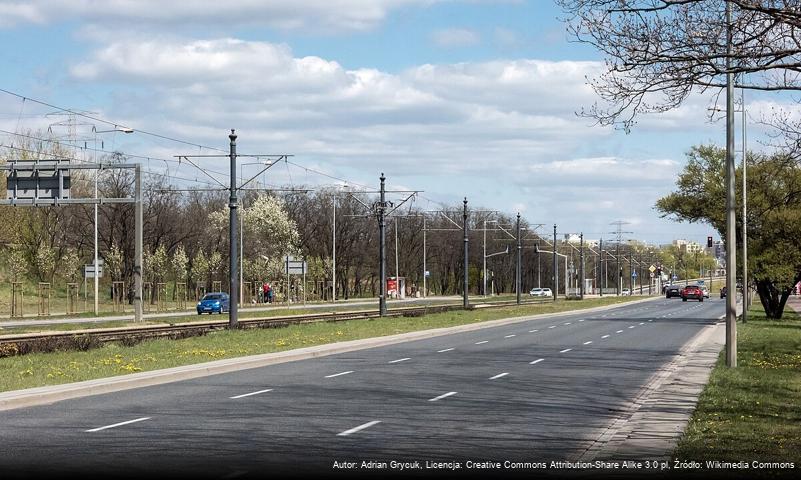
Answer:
0, 0, 776, 245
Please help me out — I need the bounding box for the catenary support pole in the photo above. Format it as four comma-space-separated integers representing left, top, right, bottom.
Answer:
332, 196, 336, 301
599, 239, 603, 297
580, 233, 584, 299
516, 213, 521, 305
134, 164, 142, 322
463, 198, 469, 309
379, 173, 387, 316
228, 130, 239, 329
553, 224, 557, 302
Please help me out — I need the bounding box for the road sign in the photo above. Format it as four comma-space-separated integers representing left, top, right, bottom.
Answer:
285, 256, 306, 275
83, 265, 103, 278
425, 270, 430, 277
650, 272, 655, 278
649, 265, 656, 273
632, 271, 638, 278
6, 160, 71, 200
672, 274, 678, 280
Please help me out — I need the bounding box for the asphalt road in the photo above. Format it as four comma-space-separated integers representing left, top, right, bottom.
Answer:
0, 296, 722, 478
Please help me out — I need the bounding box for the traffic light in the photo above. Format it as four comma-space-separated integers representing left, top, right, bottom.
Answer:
707, 236, 713, 248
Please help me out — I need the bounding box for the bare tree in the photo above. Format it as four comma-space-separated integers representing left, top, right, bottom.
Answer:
556, 0, 801, 130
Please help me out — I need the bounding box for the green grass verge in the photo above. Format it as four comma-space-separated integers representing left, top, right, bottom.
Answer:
0, 296, 644, 393
674, 304, 801, 462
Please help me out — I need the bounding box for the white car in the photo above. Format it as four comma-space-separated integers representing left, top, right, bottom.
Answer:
700, 286, 710, 298
621, 289, 631, 296
529, 287, 553, 297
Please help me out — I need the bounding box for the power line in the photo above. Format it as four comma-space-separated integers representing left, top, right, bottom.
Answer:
0, 87, 227, 153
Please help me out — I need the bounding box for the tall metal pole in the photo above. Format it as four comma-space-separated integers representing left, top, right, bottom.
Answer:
725, 0, 738, 367
516, 213, 521, 305
553, 224, 557, 301
580, 233, 584, 299
423, 216, 427, 298
394, 216, 400, 282
742, 87, 748, 323
599, 239, 603, 297
629, 249, 633, 293
483, 219, 487, 296
228, 130, 239, 329
134, 164, 142, 322
93, 165, 99, 315
332, 195, 336, 301
379, 173, 387, 316
463, 198, 469, 309
537, 242, 541, 288
616, 240, 621, 295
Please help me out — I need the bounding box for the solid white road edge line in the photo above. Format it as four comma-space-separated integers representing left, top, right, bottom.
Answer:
86, 417, 150, 433
325, 371, 354, 378
230, 389, 273, 399
337, 420, 381, 436
489, 373, 509, 380
429, 391, 457, 402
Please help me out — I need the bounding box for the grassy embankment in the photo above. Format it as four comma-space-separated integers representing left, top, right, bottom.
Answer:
674, 303, 801, 462
0, 295, 646, 392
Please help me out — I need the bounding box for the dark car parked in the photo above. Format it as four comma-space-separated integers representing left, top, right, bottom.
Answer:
197, 292, 230, 314
681, 285, 704, 302
665, 284, 682, 298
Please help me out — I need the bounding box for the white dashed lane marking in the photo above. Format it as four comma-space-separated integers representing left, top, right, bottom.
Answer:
86, 417, 150, 433
549, 326, 557, 329
616, 330, 624, 334
559, 348, 572, 353
504, 334, 516, 338
601, 335, 610, 339
230, 389, 273, 399
489, 373, 509, 380
388, 358, 411, 364
583, 341, 593, 345
429, 392, 458, 402
325, 371, 354, 378
530, 358, 545, 365
529, 329, 539, 333
475, 341, 488, 345
437, 348, 454, 353
337, 420, 381, 437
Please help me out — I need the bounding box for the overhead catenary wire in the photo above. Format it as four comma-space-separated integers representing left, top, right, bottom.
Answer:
0, 87, 227, 154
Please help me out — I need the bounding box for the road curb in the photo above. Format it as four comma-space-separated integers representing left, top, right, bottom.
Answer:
0, 297, 658, 411
576, 306, 732, 462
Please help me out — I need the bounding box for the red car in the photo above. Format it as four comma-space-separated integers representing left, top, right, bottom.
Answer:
681, 285, 704, 302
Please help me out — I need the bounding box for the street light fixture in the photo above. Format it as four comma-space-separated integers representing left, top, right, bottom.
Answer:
91, 125, 133, 315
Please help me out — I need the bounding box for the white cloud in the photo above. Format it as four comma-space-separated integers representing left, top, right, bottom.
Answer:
431, 28, 481, 48
55, 35, 771, 242
0, 0, 440, 32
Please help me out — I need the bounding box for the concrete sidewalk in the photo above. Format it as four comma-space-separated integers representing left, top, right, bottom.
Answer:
579, 303, 740, 462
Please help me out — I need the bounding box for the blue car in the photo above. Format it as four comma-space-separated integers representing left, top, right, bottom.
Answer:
196, 292, 229, 314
